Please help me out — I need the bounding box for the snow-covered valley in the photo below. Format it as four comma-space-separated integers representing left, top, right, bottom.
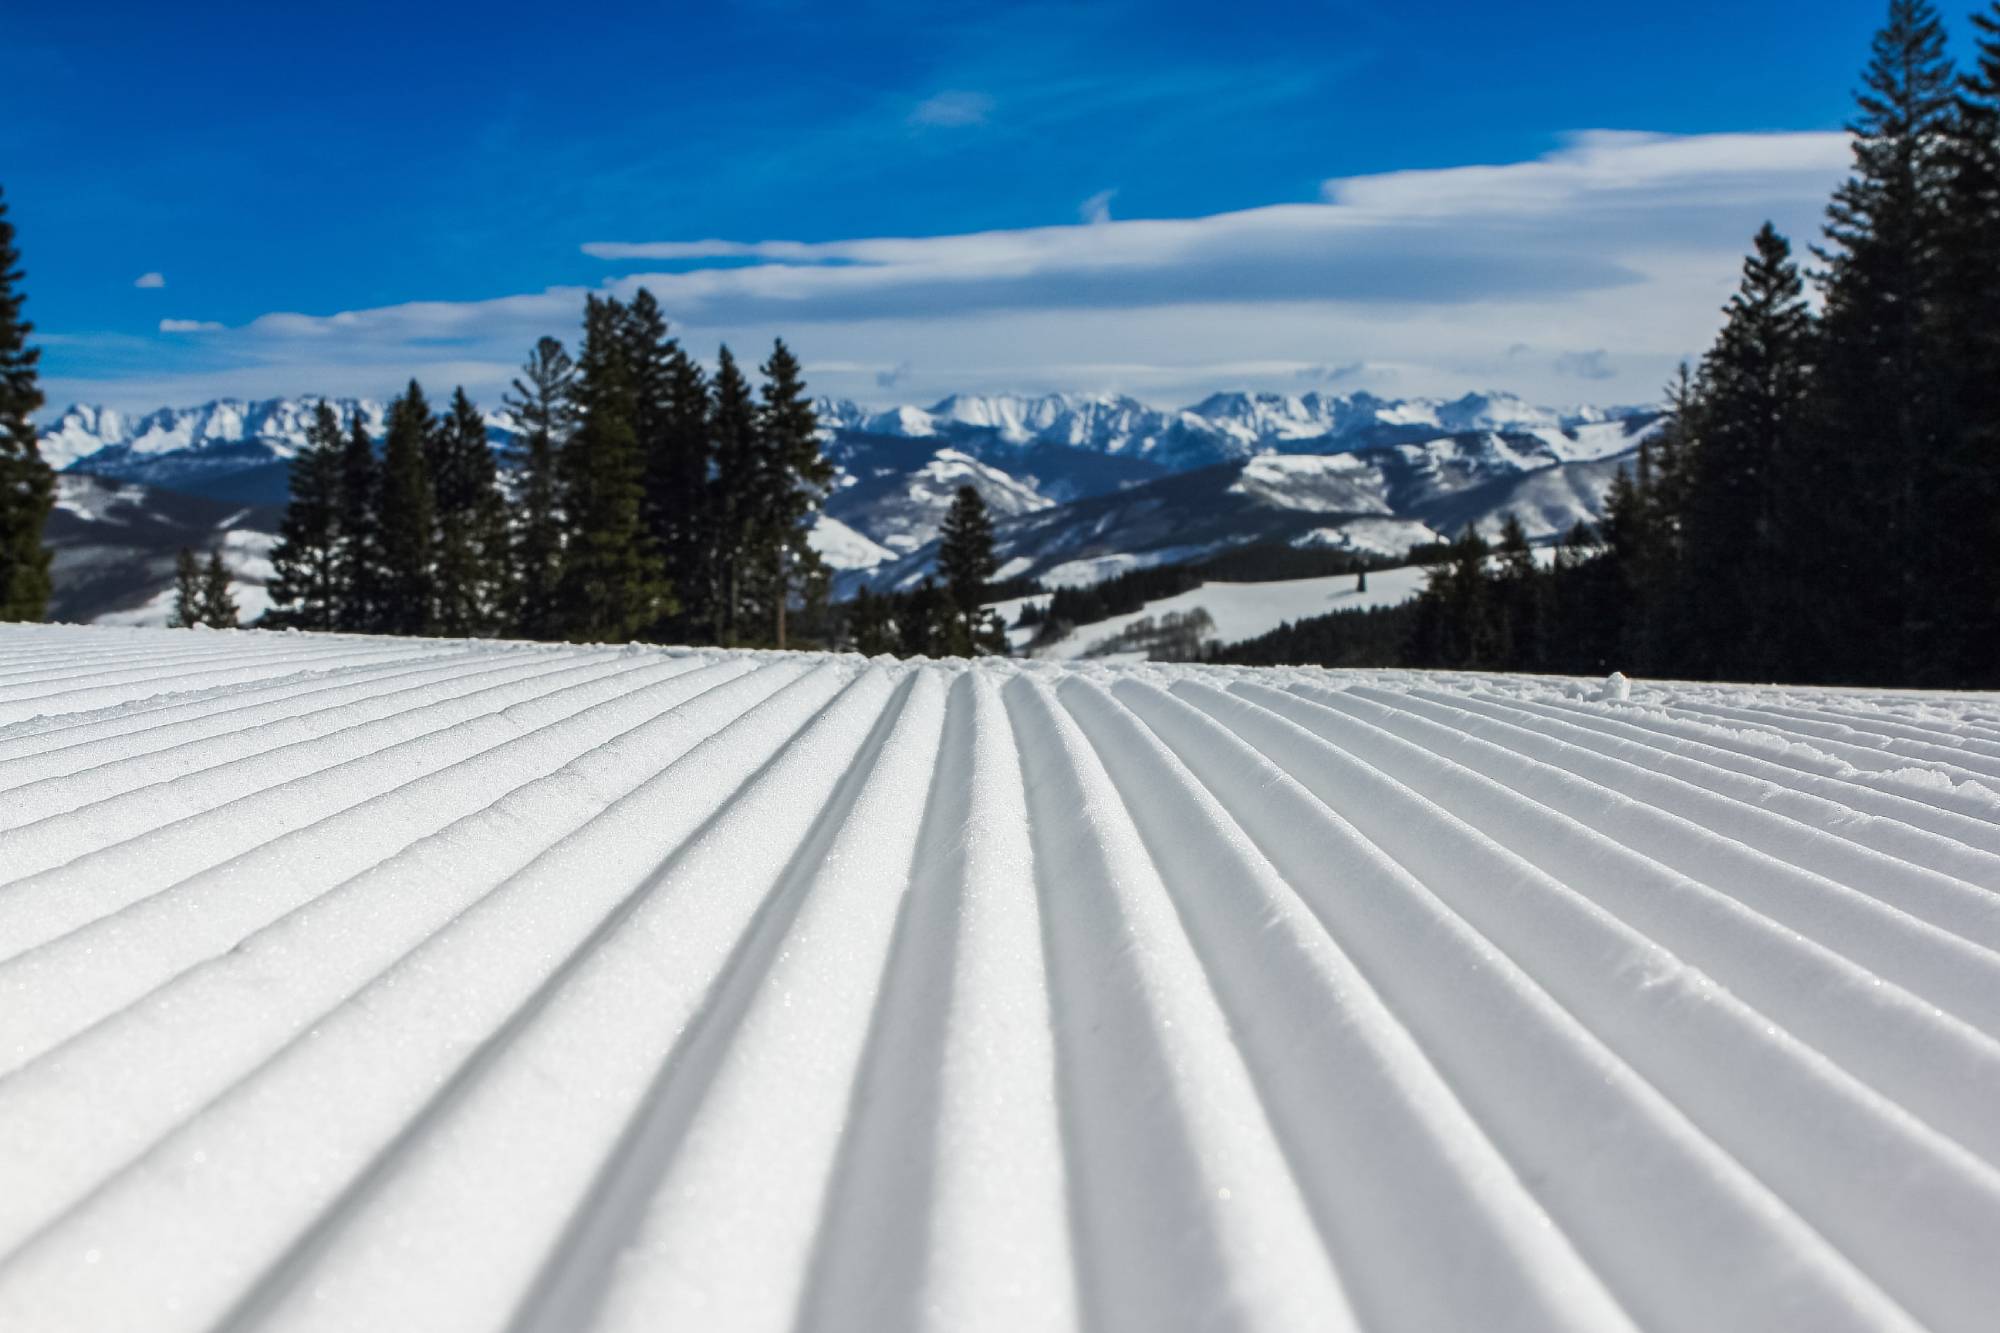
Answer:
1, 623, 1997, 1330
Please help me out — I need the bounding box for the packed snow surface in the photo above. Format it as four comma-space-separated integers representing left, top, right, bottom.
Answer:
1, 624, 1999, 1333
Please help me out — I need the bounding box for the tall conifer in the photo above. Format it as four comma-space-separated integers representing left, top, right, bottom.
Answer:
335, 415, 379, 632
753, 339, 832, 649
707, 345, 760, 645
376, 380, 437, 636
267, 400, 346, 629
172, 548, 202, 629
937, 484, 1004, 654
504, 337, 575, 641
1815, 0, 1957, 681
1685, 225, 1816, 681
0, 186, 53, 622
200, 549, 239, 629
557, 295, 668, 641
428, 387, 510, 635
1934, 2, 2000, 683
655, 344, 713, 637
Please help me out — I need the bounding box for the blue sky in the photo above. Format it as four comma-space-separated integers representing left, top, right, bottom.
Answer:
7, 0, 1989, 411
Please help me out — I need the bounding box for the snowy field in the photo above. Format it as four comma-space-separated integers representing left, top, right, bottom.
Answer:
1, 624, 1999, 1332
996, 549, 1557, 660
995, 564, 1435, 660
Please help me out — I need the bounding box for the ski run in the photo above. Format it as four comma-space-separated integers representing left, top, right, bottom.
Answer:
1, 622, 1999, 1333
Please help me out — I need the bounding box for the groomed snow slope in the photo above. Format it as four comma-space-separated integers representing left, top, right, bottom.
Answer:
1, 624, 1999, 1333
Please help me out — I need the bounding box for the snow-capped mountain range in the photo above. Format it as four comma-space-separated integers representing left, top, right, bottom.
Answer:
36, 389, 1661, 625
41, 389, 1649, 484
812, 389, 1653, 472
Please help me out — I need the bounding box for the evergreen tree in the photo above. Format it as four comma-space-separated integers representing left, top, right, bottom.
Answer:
617, 289, 714, 638
937, 485, 1005, 655
172, 547, 202, 629
938, 485, 997, 608
897, 579, 948, 658
266, 400, 346, 629
376, 380, 437, 636
200, 548, 239, 628
428, 387, 511, 636
1933, 2, 2000, 684
1410, 528, 1496, 669
1683, 225, 1816, 681
845, 587, 898, 656
1815, 0, 1957, 681
557, 295, 668, 641
1493, 512, 1544, 670
1598, 464, 1652, 670
504, 337, 576, 641
0, 186, 53, 622
335, 415, 379, 632
753, 339, 833, 649
707, 345, 760, 645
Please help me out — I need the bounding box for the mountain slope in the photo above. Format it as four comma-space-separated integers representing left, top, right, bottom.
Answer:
45, 475, 280, 626
848, 423, 1655, 595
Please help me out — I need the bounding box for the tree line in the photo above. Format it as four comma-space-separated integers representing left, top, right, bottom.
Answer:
1231, 1, 2000, 688
264, 291, 835, 647
1547, 0, 2000, 688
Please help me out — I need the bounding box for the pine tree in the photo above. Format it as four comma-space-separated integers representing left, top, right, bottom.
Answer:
557, 295, 668, 641
172, 547, 202, 628
267, 400, 346, 629
619, 289, 714, 638
708, 344, 760, 645
335, 415, 379, 632
898, 579, 947, 658
376, 380, 437, 636
1411, 528, 1496, 669
1598, 464, 1651, 670
504, 337, 575, 641
0, 186, 54, 622
200, 548, 239, 628
1815, 0, 1957, 682
1546, 520, 1619, 675
1684, 225, 1816, 681
753, 339, 833, 649
937, 484, 1005, 654
1493, 512, 1544, 670
1933, 2, 2000, 684
428, 387, 510, 636
1643, 361, 1700, 668
845, 587, 898, 656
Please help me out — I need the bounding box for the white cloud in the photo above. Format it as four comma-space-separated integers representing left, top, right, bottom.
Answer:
134, 272, 165, 289
75, 130, 1852, 409
1080, 189, 1117, 226
159, 318, 223, 333
909, 91, 994, 128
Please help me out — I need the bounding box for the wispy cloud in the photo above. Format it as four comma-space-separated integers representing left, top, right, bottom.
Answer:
1554, 349, 1616, 381
134, 272, 166, 289
1079, 188, 1117, 225
1296, 361, 1395, 386
65, 130, 1851, 410
908, 91, 993, 128
159, 318, 223, 333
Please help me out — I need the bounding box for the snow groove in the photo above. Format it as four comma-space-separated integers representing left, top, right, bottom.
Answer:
0, 625, 1996, 1332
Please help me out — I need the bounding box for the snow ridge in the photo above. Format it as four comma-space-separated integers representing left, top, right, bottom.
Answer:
0, 624, 1996, 1332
